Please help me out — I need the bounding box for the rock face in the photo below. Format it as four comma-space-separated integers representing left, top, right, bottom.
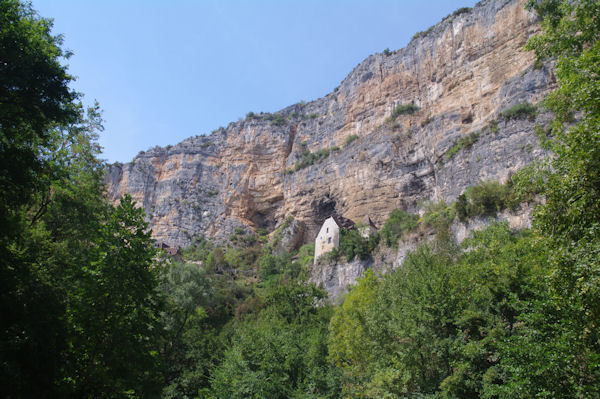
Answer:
105, 0, 551, 253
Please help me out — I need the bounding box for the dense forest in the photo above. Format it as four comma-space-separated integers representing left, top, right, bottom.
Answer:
1, 0, 599, 397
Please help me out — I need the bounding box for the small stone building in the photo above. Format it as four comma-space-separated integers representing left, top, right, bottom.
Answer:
314, 214, 355, 264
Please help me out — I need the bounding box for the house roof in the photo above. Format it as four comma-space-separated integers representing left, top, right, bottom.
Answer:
331, 214, 356, 230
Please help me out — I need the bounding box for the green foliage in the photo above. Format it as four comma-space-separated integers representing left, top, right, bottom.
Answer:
421, 200, 456, 230
338, 228, 378, 261
258, 252, 288, 280
270, 113, 286, 126
63, 195, 163, 397
488, 119, 499, 133
445, 131, 480, 160
500, 102, 537, 120
330, 223, 549, 398
380, 209, 419, 248
158, 262, 213, 398
292, 146, 331, 171
452, 7, 472, 17
518, 1, 600, 395
390, 103, 420, 119
383, 48, 391, 56
0, 0, 78, 217
210, 283, 340, 399
0, 2, 166, 396
412, 26, 434, 40
456, 181, 509, 220
343, 134, 359, 147
328, 269, 379, 394
535, 123, 554, 149
297, 243, 315, 270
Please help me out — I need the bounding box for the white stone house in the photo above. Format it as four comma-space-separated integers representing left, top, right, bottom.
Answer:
314, 214, 356, 264
314, 217, 340, 264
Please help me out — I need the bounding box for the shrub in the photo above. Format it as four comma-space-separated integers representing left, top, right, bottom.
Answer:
246, 111, 256, 119
456, 181, 510, 219
446, 131, 480, 160
452, 7, 472, 17
422, 201, 456, 230
412, 26, 434, 40
535, 123, 554, 150
488, 120, 499, 133
288, 144, 340, 173
339, 229, 379, 261
258, 253, 284, 280
380, 209, 419, 248
271, 114, 286, 126
344, 134, 359, 147
391, 103, 420, 120
503, 164, 546, 210
256, 227, 268, 236
305, 113, 319, 119
501, 102, 537, 120
383, 48, 391, 56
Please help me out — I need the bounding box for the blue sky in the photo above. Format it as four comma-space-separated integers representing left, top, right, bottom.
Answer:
33, 0, 477, 163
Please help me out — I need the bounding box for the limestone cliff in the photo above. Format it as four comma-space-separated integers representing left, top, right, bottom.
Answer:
105, 0, 552, 250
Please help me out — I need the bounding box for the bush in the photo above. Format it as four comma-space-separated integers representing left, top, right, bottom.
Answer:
391, 103, 420, 119
344, 134, 359, 147
488, 120, 499, 133
271, 113, 286, 126
452, 7, 472, 17
287, 143, 341, 173
456, 181, 509, 219
501, 102, 537, 120
383, 48, 391, 56
258, 253, 287, 280
339, 229, 379, 261
422, 201, 456, 230
412, 26, 434, 40
446, 131, 480, 160
380, 209, 419, 248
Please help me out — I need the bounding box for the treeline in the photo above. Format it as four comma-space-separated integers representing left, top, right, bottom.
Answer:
2, 0, 600, 398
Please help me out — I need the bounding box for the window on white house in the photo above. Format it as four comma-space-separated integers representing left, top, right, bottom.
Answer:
326, 227, 329, 233
328, 237, 332, 244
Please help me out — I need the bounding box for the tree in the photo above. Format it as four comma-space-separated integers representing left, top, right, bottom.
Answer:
0, 1, 83, 396
159, 262, 214, 398
210, 282, 340, 399
60, 195, 162, 398
0, 3, 166, 395
490, 1, 600, 396
0, 0, 78, 222
328, 269, 380, 397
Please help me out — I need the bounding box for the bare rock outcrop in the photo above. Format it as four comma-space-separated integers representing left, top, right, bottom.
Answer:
105, 0, 551, 255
